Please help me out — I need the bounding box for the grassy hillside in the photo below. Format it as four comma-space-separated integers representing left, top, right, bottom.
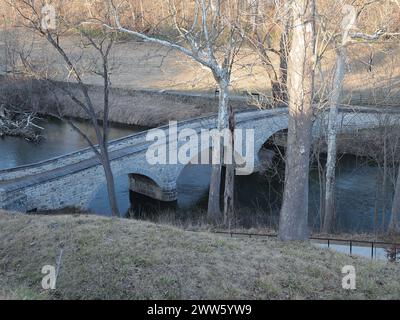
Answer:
0, 211, 399, 300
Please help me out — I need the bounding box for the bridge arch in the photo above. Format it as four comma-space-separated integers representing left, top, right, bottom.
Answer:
82, 163, 170, 210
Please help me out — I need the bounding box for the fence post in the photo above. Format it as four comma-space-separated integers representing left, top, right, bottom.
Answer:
371, 242, 374, 259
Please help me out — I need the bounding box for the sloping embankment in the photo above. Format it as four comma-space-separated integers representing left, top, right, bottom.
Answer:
0, 211, 399, 300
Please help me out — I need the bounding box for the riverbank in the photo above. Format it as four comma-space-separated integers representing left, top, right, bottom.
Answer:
0, 75, 252, 128
1, 210, 400, 300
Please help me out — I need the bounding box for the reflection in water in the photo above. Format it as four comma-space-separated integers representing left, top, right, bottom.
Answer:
0, 118, 395, 235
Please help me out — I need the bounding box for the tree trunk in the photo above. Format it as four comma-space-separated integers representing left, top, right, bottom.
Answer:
99, 145, 120, 217
381, 130, 388, 232
103, 161, 120, 217
278, 0, 316, 241
223, 105, 235, 228
100, 51, 120, 217
207, 79, 229, 222
208, 164, 222, 222
316, 153, 326, 232
322, 45, 346, 234
373, 170, 381, 234
389, 164, 400, 233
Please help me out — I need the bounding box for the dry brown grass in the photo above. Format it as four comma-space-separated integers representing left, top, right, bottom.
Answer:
0, 75, 251, 127
1, 0, 400, 107
0, 210, 399, 300
2, 32, 400, 109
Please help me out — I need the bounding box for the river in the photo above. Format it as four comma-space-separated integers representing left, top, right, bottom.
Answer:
0, 117, 394, 234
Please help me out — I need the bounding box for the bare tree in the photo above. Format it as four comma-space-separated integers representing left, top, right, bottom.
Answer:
248, 0, 291, 106
8, 0, 121, 216
321, 3, 353, 234
223, 103, 235, 227
108, 0, 245, 222
278, 0, 316, 241
320, 1, 399, 233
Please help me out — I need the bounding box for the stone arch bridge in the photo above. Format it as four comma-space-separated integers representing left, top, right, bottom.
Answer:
0, 107, 398, 212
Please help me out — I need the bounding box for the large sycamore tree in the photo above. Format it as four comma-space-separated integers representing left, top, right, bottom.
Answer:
278, 0, 316, 241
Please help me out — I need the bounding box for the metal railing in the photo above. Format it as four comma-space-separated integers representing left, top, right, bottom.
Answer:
213, 231, 400, 261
